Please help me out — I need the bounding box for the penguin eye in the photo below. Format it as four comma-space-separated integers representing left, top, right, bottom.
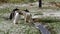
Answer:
19, 12, 23, 15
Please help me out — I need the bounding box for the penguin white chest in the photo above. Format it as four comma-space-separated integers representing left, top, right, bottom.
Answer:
13, 12, 20, 24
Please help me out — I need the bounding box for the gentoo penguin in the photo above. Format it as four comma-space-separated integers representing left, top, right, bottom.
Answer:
9, 8, 19, 20
23, 9, 32, 23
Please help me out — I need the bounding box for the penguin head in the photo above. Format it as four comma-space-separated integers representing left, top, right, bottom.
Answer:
13, 8, 19, 12
24, 9, 29, 12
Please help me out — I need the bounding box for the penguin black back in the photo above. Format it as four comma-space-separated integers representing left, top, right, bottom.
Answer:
9, 8, 19, 20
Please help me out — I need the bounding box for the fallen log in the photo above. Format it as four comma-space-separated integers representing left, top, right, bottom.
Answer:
21, 15, 60, 23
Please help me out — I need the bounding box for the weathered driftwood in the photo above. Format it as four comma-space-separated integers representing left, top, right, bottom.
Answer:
21, 15, 60, 23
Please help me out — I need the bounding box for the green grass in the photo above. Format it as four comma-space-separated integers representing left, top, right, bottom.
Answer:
0, 7, 40, 34
47, 22, 60, 34
0, 1, 60, 34
0, 8, 10, 13
0, 15, 40, 34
